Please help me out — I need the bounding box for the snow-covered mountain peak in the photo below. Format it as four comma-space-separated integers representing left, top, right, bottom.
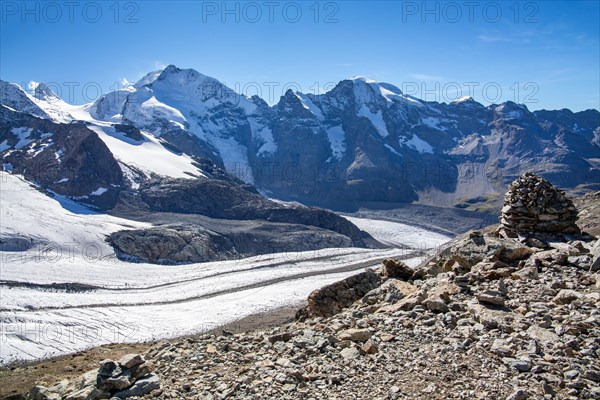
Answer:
29, 82, 61, 102
494, 101, 531, 119
133, 69, 163, 89
344, 77, 423, 109
156, 65, 210, 86
449, 96, 484, 109
350, 76, 378, 84
0, 80, 50, 118
451, 96, 474, 104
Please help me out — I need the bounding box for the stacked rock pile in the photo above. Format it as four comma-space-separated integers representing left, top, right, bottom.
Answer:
26, 353, 160, 399
500, 172, 579, 235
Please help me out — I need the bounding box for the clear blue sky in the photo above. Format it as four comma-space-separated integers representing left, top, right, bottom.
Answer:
1, 1, 598, 111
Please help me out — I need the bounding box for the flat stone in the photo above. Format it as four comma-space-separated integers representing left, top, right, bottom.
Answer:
337, 328, 372, 343
64, 386, 108, 400
339, 347, 361, 360
476, 290, 506, 306
553, 289, 581, 305
113, 374, 160, 399
424, 297, 449, 313
118, 354, 145, 369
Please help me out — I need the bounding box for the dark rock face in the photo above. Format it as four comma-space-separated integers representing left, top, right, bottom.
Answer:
500, 173, 580, 235
137, 178, 369, 247
0, 106, 123, 209
108, 223, 353, 264
297, 269, 382, 319
108, 224, 237, 264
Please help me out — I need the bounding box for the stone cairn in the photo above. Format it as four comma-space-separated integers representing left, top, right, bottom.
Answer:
26, 353, 160, 400
499, 172, 580, 236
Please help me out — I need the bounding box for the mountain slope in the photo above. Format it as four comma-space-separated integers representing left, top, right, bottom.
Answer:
0, 80, 377, 253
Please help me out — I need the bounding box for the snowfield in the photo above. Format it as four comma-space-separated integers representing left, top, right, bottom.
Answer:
0, 172, 450, 365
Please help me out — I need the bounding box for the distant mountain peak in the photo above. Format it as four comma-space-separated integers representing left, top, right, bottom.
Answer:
28, 81, 60, 102
451, 96, 474, 103
350, 76, 378, 84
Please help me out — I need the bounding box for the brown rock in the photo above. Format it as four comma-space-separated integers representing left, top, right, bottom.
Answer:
382, 258, 413, 280
337, 328, 373, 343
301, 269, 382, 318
361, 340, 379, 354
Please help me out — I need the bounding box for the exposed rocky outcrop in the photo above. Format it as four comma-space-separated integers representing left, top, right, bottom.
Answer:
108, 223, 353, 264
108, 224, 237, 264
135, 177, 371, 248
499, 173, 580, 236
296, 270, 383, 319
25, 354, 159, 400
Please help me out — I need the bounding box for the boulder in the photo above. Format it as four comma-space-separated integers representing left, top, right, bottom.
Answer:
381, 258, 413, 280
337, 329, 373, 343
113, 374, 160, 399
299, 270, 382, 318
118, 354, 145, 369
476, 290, 506, 307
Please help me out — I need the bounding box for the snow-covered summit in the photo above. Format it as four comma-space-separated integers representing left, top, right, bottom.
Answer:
29, 82, 61, 102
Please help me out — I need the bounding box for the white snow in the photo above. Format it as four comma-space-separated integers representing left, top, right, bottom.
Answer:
139, 94, 188, 129
350, 77, 423, 107
295, 93, 324, 120
496, 103, 526, 119
133, 69, 162, 89
384, 144, 403, 157
90, 187, 108, 196
0, 139, 10, 152
326, 126, 346, 160
27, 140, 53, 157
25, 83, 95, 123
90, 88, 136, 121
451, 96, 474, 104
351, 76, 378, 84
0, 172, 451, 365
11, 127, 33, 149
373, 82, 412, 105
122, 67, 257, 183
399, 134, 434, 154
343, 216, 450, 249
249, 119, 277, 156
358, 104, 389, 137
421, 117, 449, 131
88, 125, 205, 179
0, 172, 150, 254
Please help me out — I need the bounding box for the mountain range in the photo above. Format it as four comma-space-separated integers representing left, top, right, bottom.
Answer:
1, 64, 599, 215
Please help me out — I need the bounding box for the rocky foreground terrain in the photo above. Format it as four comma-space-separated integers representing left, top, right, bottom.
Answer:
10, 175, 600, 399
